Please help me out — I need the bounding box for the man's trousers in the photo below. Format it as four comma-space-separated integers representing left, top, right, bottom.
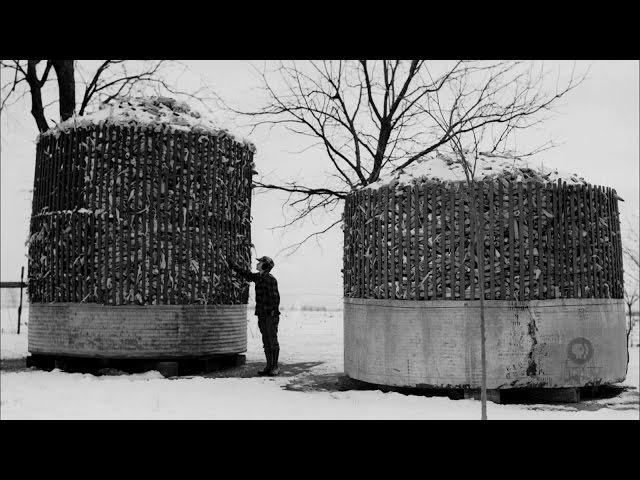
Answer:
257, 314, 280, 352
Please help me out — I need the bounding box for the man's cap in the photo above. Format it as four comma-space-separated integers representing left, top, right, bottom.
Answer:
257, 256, 275, 271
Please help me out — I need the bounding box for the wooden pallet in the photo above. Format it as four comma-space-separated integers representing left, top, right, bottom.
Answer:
464, 385, 623, 404
339, 375, 604, 404
26, 353, 246, 378
464, 387, 581, 404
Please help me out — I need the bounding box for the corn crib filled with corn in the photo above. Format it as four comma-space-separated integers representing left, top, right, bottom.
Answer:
343, 178, 627, 389
27, 123, 255, 359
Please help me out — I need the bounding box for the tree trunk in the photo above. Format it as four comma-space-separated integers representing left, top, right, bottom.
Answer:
470, 184, 488, 420
52, 60, 75, 121
626, 304, 631, 371
475, 189, 488, 420
627, 303, 634, 347
370, 124, 392, 182
25, 61, 49, 133
479, 237, 488, 419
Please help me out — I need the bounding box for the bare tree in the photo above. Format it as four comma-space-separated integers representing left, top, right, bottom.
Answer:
623, 217, 639, 350
443, 139, 490, 419
1, 60, 215, 134
228, 60, 585, 252
230, 60, 585, 419
623, 220, 640, 272
625, 287, 638, 346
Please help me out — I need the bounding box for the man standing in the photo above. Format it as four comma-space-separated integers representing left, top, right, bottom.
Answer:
230, 256, 281, 376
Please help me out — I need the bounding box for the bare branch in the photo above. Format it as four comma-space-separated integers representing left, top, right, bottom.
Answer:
78, 60, 113, 115
278, 219, 342, 257
253, 180, 347, 199
219, 60, 586, 235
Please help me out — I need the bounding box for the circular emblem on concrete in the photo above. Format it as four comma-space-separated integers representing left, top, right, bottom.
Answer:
567, 337, 594, 364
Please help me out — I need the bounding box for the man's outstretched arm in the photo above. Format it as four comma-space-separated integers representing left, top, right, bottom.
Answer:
229, 262, 259, 282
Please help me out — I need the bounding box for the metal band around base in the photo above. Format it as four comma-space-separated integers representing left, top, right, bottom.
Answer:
344, 297, 626, 389
28, 303, 247, 359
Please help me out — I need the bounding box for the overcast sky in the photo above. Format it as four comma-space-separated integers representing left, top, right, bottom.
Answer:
1, 60, 638, 306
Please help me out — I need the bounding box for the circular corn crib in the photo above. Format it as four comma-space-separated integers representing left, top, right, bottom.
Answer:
343, 178, 626, 388
27, 111, 255, 359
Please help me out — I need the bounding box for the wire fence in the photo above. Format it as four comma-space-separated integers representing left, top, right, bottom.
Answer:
0, 284, 28, 334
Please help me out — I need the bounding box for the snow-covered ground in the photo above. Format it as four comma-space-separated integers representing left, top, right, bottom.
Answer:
1, 309, 638, 419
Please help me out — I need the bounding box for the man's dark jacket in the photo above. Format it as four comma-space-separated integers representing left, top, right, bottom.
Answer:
231, 265, 281, 317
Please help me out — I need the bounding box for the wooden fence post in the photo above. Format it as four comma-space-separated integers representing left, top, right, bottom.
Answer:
18, 266, 24, 335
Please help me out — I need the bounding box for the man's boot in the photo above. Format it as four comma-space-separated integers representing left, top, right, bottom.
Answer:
258, 348, 271, 375
268, 347, 280, 376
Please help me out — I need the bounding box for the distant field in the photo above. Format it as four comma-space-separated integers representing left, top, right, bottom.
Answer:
1, 288, 28, 333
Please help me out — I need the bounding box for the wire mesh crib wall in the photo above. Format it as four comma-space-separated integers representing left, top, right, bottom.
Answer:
343, 179, 624, 302
27, 124, 255, 306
